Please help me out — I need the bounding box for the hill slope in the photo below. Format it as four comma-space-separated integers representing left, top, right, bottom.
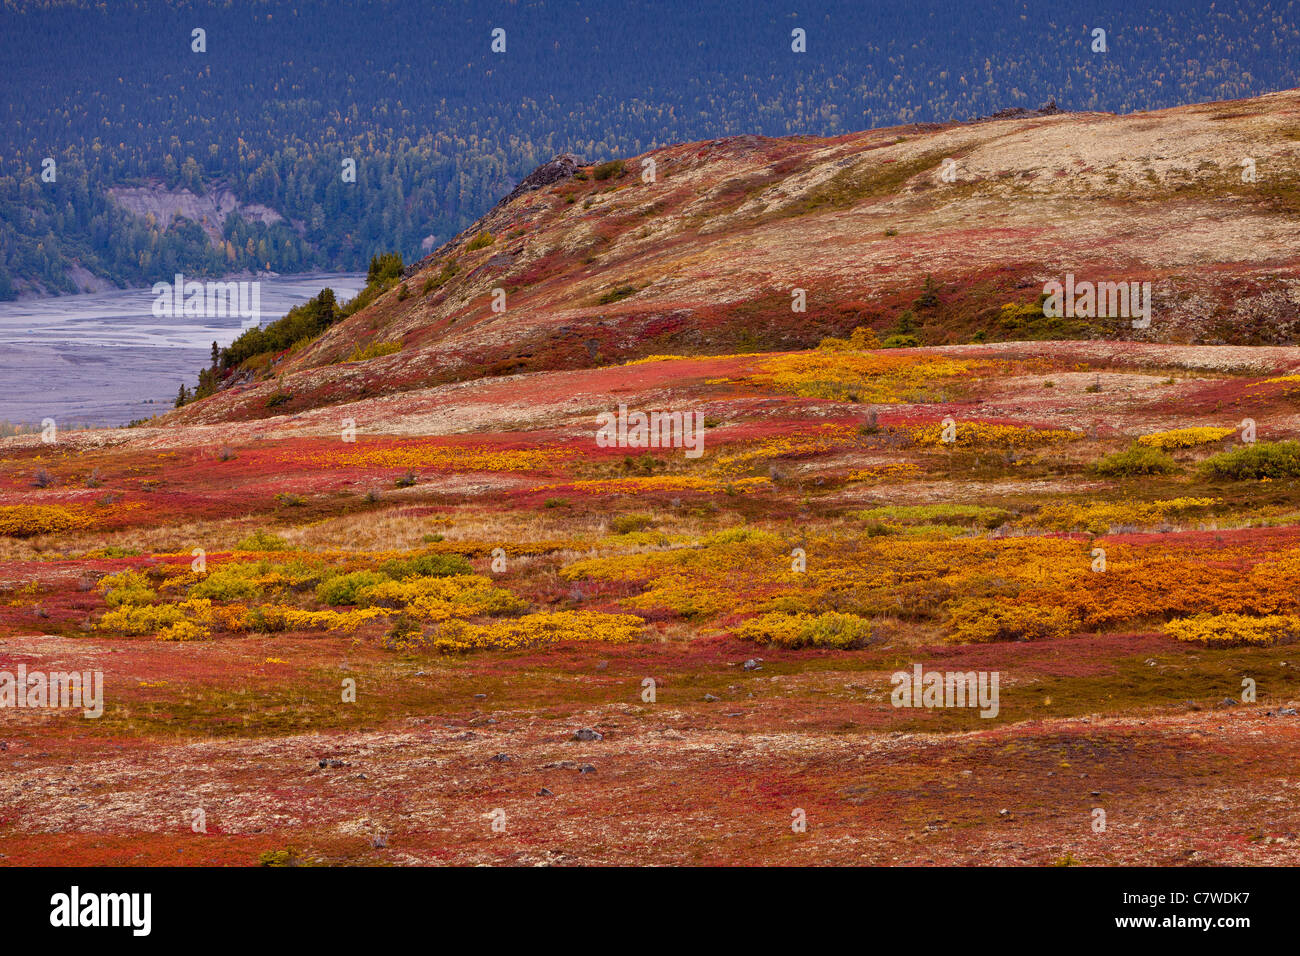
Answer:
171, 87, 1300, 424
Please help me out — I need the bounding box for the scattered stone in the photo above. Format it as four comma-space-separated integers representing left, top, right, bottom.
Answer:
490, 753, 512, 763
572, 728, 603, 742
595, 661, 608, 671
1280, 708, 1297, 716
537, 788, 554, 797
370, 834, 387, 849
1221, 697, 1237, 707
579, 764, 596, 774
743, 658, 763, 671
473, 693, 487, 700
703, 693, 720, 702
318, 758, 346, 768
452, 731, 477, 741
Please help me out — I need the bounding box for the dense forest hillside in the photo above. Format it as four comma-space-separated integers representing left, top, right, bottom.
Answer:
2, 0, 1298, 297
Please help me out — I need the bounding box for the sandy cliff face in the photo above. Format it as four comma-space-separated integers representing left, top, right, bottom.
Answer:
107, 181, 288, 244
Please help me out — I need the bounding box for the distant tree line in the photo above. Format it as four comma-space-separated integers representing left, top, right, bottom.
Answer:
2, 0, 1296, 297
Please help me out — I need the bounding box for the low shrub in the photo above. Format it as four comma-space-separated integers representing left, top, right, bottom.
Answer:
1091, 446, 1177, 477
315, 570, 387, 606
376, 553, 473, 579
236, 529, 290, 551
1137, 426, 1235, 450
1163, 613, 1300, 646
1200, 441, 1300, 480
945, 598, 1077, 643
610, 513, 655, 535
735, 611, 873, 649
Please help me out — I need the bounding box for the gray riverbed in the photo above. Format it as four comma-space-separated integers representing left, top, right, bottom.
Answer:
0, 273, 366, 428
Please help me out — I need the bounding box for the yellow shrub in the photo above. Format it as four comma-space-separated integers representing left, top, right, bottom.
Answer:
746, 352, 980, 403
251, 605, 392, 633
156, 620, 211, 642
908, 422, 1081, 448
551, 476, 770, 494
0, 504, 95, 537
1137, 427, 1236, 450
946, 598, 1078, 643
1031, 497, 1218, 533
357, 574, 524, 618
711, 425, 858, 475
99, 598, 216, 635
735, 611, 872, 648
847, 463, 921, 482
306, 444, 572, 472
417, 610, 644, 653
1163, 613, 1300, 646
98, 569, 158, 607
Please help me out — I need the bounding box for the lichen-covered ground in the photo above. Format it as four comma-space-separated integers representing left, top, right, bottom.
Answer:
5, 340, 1300, 865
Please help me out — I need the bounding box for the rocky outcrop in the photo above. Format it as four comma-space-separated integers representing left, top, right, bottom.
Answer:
403, 154, 585, 278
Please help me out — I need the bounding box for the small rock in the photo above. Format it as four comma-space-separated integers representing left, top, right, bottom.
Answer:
370, 834, 387, 849
703, 693, 720, 702
537, 788, 554, 797
473, 693, 487, 700
595, 661, 608, 671
1221, 697, 1237, 707
743, 659, 763, 671
1280, 708, 1298, 716
490, 753, 512, 763
572, 728, 603, 742
318, 758, 345, 768
452, 731, 477, 741
579, 764, 596, 774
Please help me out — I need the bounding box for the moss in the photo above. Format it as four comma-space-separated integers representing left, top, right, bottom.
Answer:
784, 149, 948, 217
596, 284, 638, 305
